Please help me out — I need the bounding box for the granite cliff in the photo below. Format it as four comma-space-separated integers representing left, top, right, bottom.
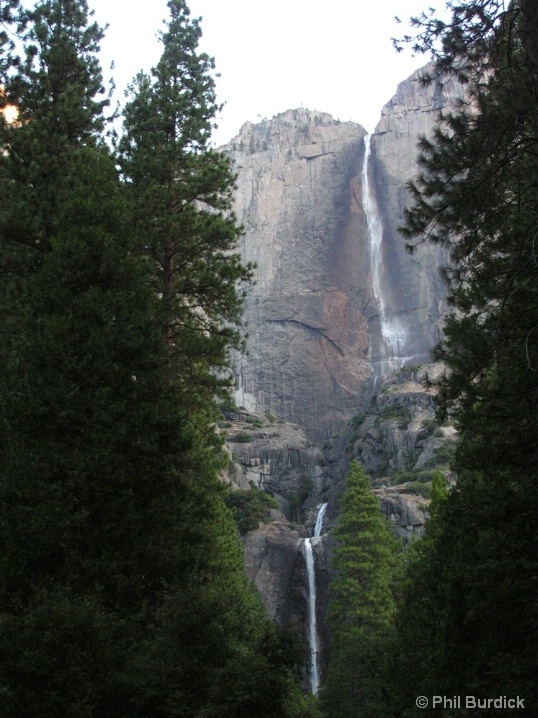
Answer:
220, 64, 465, 688
226, 109, 371, 445
223, 66, 463, 445
370, 64, 463, 363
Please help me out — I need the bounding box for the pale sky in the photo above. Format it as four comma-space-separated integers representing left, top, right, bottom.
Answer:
91, 0, 435, 146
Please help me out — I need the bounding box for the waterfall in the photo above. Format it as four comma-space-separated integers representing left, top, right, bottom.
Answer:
313, 502, 327, 538
304, 502, 328, 694
362, 135, 408, 377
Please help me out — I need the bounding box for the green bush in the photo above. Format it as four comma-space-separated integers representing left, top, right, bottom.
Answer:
401, 481, 432, 498
233, 432, 252, 443
351, 413, 365, 431
379, 403, 412, 425
424, 439, 458, 468
245, 416, 263, 428
225, 488, 279, 534
392, 469, 436, 485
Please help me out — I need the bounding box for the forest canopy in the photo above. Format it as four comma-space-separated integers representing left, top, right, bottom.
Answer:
0, 2, 309, 716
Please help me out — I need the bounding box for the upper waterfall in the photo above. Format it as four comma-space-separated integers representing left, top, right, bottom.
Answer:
362, 135, 409, 377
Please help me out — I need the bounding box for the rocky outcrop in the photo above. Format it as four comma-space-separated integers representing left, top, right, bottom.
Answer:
222, 409, 329, 520
222, 410, 326, 633
221, 410, 331, 678
376, 489, 429, 543
224, 68, 465, 445
241, 520, 330, 687
323, 363, 457, 542
242, 520, 305, 626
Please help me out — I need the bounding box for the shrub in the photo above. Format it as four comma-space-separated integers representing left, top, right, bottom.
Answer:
225, 488, 279, 534
351, 413, 365, 431
392, 469, 436, 485
245, 416, 263, 428
401, 481, 432, 498
424, 439, 458, 468
379, 403, 412, 425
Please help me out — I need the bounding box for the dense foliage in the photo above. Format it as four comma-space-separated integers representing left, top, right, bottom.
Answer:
320, 461, 403, 718
118, 0, 253, 409
225, 486, 280, 535
0, 2, 307, 716
389, 0, 538, 714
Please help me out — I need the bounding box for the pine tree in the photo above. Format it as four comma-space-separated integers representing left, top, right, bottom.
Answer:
320, 461, 403, 718
0, 139, 180, 718
390, 1, 538, 712
0, 3, 309, 716
0, 2, 20, 78
0, 0, 109, 273
390, 473, 451, 717
118, 0, 252, 408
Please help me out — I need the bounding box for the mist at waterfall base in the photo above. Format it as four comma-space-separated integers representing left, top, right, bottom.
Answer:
303, 503, 328, 695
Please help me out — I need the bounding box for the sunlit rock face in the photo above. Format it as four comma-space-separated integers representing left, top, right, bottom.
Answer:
223, 69, 464, 445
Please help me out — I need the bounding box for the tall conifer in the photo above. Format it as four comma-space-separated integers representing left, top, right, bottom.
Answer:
0, 3, 308, 716
391, 1, 538, 711
321, 461, 403, 718
0, 0, 108, 271
119, 0, 252, 408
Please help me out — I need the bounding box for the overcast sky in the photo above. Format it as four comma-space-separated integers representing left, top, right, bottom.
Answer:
90, 0, 435, 146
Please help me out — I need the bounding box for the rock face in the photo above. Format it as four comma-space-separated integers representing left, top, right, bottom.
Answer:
371, 64, 464, 361
224, 69, 464, 445
242, 521, 305, 627
376, 489, 429, 543
221, 67, 466, 684
225, 109, 373, 445
323, 363, 457, 543
222, 409, 329, 520
222, 410, 330, 655
242, 521, 330, 688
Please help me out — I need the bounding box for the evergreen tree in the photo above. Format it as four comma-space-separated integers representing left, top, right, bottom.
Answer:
390, 1, 538, 712
320, 461, 403, 718
390, 473, 451, 717
0, 0, 108, 274
0, 3, 306, 716
118, 0, 252, 408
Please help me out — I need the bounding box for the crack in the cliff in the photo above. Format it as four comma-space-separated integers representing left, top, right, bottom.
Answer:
301, 151, 336, 160
265, 319, 345, 356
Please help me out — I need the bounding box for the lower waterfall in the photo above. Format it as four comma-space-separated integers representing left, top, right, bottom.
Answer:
304, 502, 328, 694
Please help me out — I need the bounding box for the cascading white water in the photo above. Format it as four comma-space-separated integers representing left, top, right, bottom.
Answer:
304, 502, 328, 695
313, 503, 327, 538
361, 135, 408, 377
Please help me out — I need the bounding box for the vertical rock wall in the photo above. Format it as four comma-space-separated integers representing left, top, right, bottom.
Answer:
226, 109, 373, 444
224, 69, 464, 445
370, 64, 463, 361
